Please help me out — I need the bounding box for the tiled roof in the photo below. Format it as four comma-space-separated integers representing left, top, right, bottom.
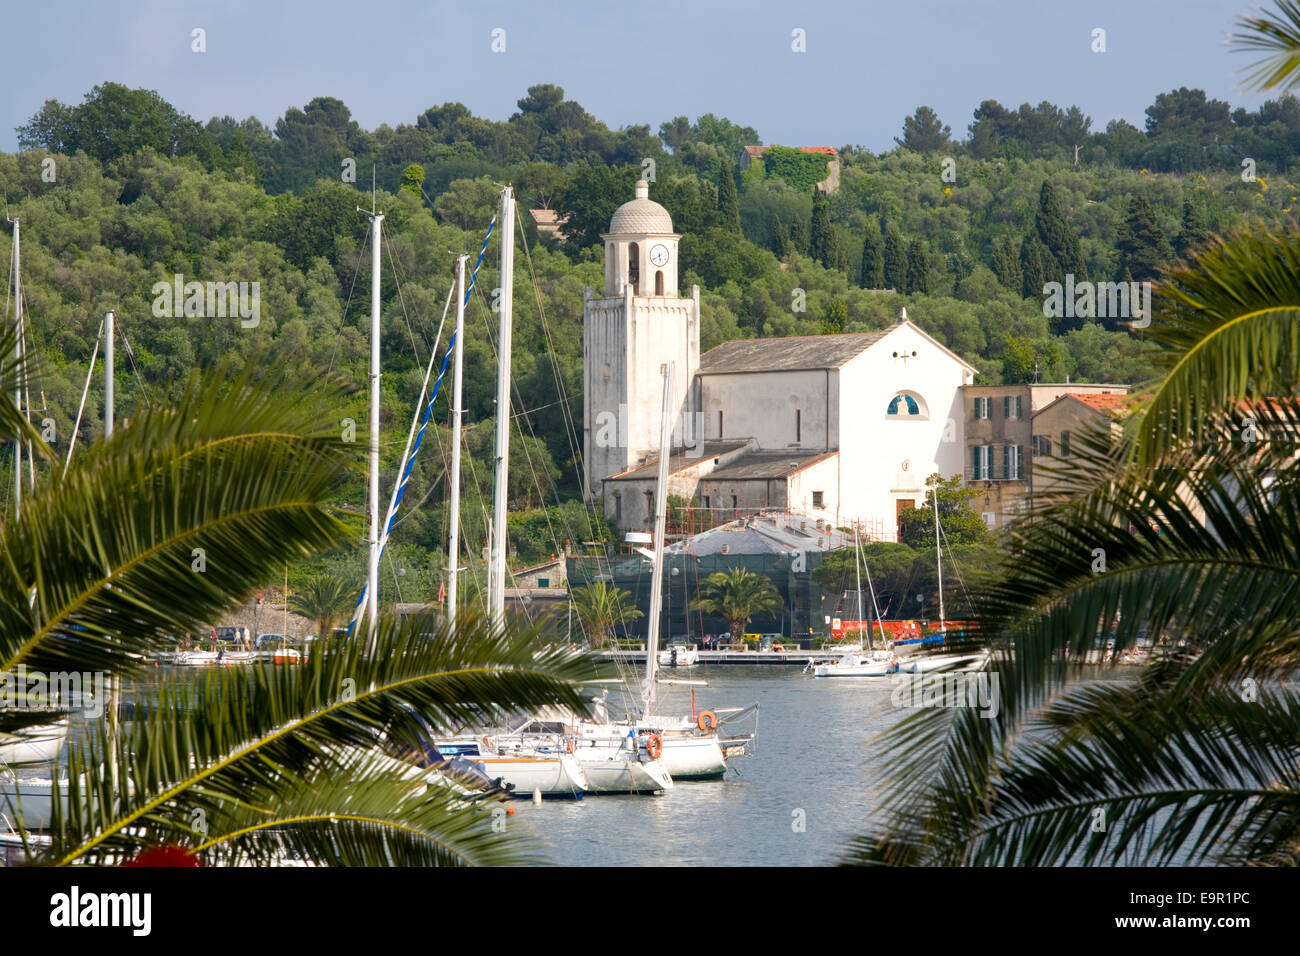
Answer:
700, 331, 888, 374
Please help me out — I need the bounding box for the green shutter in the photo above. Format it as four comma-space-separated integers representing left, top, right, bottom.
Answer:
972, 445, 979, 478
1061, 431, 1070, 456
1002, 396, 1009, 419
1001, 445, 1009, 478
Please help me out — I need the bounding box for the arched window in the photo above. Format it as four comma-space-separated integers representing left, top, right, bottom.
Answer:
628, 242, 639, 293
655, 270, 664, 295
886, 392, 927, 418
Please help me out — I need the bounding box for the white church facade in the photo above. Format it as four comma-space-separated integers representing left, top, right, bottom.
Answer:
583, 180, 977, 541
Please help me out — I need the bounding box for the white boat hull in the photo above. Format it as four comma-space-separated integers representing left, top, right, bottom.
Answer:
0, 722, 68, 765
0, 776, 59, 830
574, 751, 672, 793
812, 656, 897, 677
896, 653, 986, 674
468, 753, 588, 797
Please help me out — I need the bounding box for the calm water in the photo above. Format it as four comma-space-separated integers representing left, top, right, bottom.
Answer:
516, 668, 896, 866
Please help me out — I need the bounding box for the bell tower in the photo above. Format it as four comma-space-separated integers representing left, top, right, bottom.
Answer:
583, 179, 699, 502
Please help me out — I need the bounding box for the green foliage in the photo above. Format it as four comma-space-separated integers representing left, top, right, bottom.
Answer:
716, 159, 742, 233
860, 225, 884, 289
897, 106, 953, 153
1116, 195, 1173, 280
689, 567, 783, 641
906, 239, 930, 294
569, 581, 642, 647
883, 226, 908, 291
556, 163, 640, 252
760, 146, 831, 192
897, 473, 990, 551
809, 187, 840, 269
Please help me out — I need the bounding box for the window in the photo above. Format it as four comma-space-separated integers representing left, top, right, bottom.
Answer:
655, 270, 664, 295
731, 495, 738, 511
1003, 394, 1022, 420
613, 492, 622, 521
1031, 435, 1052, 457
1060, 431, 1071, 457
703, 495, 711, 509
796, 409, 801, 443
718, 410, 723, 438
973, 396, 990, 420
538, 577, 549, 588
887, 393, 922, 416
812, 490, 824, 509
628, 242, 639, 293
645, 490, 654, 520
981, 512, 996, 528
1002, 444, 1023, 480
971, 445, 992, 480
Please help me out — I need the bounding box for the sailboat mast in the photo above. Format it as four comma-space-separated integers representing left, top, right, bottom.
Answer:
489, 187, 514, 624
104, 311, 114, 438
104, 311, 118, 790
447, 254, 467, 625
366, 210, 383, 648
933, 480, 945, 632
11, 219, 21, 519
644, 363, 674, 715
853, 525, 865, 650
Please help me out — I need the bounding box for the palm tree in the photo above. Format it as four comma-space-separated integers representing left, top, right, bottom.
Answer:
0, 353, 594, 864
690, 568, 782, 645
569, 580, 642, 648
289, 572, 355, 639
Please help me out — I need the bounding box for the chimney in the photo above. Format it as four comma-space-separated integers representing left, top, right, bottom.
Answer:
898, 307, 908, 324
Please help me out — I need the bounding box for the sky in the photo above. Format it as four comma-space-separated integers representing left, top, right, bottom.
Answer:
0, 0, 1275, 153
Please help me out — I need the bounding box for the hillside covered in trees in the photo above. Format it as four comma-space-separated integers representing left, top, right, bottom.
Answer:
2, 80, 1294, 597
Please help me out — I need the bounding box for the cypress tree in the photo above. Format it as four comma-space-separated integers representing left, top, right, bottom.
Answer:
1175, 199, 1209, 257
1116, 196, 1172, 281
1035, 181, 1086, 285
860, 227, 884, 288
717, 159, 741, 233
992, 236, 1022, 291
906, 239, 929, 294
789, 216, 808, 254
809, 187, 838, 268
883, 227, 908, 292
1020, 233, 1046, 299
772, 216, 792, 258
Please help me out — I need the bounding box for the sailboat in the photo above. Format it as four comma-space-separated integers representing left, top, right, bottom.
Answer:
894, 481, 986, 674
1, 217, 70, 769
811, 526, 898, 677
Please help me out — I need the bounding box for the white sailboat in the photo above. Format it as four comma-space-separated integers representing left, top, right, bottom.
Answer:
812, 526, 898, 677
894, 481, 986, 674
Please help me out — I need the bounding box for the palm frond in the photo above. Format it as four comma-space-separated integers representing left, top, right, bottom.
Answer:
1231, 1, 1300, 93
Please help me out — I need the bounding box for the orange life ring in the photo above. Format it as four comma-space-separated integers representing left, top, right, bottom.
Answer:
645, 734, 663, 759
697, 710, 718, 731
565, 737, 576, 754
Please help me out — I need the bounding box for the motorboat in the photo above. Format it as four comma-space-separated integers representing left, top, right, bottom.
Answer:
657, 643, 700, 668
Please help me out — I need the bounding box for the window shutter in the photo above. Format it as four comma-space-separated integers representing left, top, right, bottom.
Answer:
1061, 431, 1070, 456
1001, 445, 1009, 479
1002, 396, 1009, 419
1015, 445, 1023, 478
972, 446, 979, 479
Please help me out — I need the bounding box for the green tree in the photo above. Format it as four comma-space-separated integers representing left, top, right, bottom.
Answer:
809, 187, 839, 269
992, 236, 1022, 292
772, 215, 792, 257
897, 106, 953, 153
400, 163, 426, 196
1019, 233, 1048, 299
906, 239, 930, 294
883, 226, 908, 292
1034, 180, 1087, 285
288, 573, 356, 638
896, 473, 990, 550
716, 159, 742, 233
1116, 196, 1173, 281
860, 226, 885, 289
569, 581, 643, 648
1175, 198, 1211, 257
788, 216, 808, 254
690, 568, 783, 643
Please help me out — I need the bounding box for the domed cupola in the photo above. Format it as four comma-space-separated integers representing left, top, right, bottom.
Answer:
603, 179, 680, 297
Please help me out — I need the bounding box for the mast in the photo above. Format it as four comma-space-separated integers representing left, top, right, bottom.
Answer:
447, 254, 467, 625
489, 187, 514, 624
860, 528, 886, 651
10, 219, 21, 519
853, 525, 866, 650
366, 209, 383, 649
104, 312, 114, 439
933, 479, 945, 633
104, 311, 118, 790
644, 363, 673, 715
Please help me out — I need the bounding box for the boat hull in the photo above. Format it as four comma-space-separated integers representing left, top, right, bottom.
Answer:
467, 753, 588, 797
575, 753, 673, 793
0, 722, 67, 765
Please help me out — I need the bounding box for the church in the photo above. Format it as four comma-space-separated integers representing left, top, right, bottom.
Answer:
582, 180, 977, 542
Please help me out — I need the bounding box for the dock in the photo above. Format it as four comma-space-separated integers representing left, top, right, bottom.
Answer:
600, 649, 821, 666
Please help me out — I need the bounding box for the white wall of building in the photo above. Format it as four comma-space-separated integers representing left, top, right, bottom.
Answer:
699, 368, 835, 451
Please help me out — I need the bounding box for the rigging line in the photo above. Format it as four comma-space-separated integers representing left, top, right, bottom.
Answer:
115, 319, 152, 410
325, 227, 372, 378
381, 220, 428, 364
517, 211, 593, 524
63, 317, 105, 479
346, 218, 495, 636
